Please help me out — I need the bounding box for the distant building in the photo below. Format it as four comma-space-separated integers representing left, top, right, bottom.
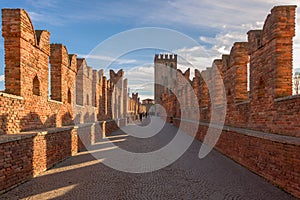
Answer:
154, 54, 177, 105
142, 98, 155, 114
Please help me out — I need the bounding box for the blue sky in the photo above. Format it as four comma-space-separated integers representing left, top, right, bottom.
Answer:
0, 0, 299, 99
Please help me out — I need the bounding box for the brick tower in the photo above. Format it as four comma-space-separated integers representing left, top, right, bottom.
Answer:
154, 54, 177, 105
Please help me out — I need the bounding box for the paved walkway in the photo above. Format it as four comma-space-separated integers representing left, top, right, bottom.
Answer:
1, 117, 296, 199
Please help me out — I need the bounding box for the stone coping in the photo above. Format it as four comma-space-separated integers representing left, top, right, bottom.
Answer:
47, 99, 63, 104
235, 100, 250, 106
0, 92, 24, 100
0, 126, 75, 144
174, 118, 300, 146
0, 133, 37, 144
275, 94, 300, 102
0, 119, 122, 145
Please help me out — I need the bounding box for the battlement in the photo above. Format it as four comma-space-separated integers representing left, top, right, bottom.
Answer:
154, 54, 177, 61
161, 5, 298, 136
109, 69, 124, 84
132, 93, 139, 101
160, 7, 299, 197
0, 8, 132, 132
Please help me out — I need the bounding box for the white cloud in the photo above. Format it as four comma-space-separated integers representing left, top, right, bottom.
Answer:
26, 10, 65, 26
78, 54, 137, 65
28, 0, 58, 8
27, 11, 44, 22
124, 65, 154, 100
175, 46, 218, 71
150, 0, 299, 29
125, 65, 153, 81
0, 75, 4, 82
146, 0, 299, 71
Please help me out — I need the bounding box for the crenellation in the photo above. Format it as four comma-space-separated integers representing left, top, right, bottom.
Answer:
160, 5, 299, 136
50, 44, 77, 106
92, 70, 99, 108
0, 5, 299, 198
160, 6, 299, 197
211, 59, 224, 106
35, 30, 50, 55
160, 5, 299, 137
1, 8, 134, 135
2, 9, 50, 98
221, 54, 230, 73
247, 30, 262, 54
154, 53, 177, 62
199, 69, 210, 109
87, 66, 93, 80
69, 54, 77, 72
229, 42, 249, 102
154, 54, 177, 105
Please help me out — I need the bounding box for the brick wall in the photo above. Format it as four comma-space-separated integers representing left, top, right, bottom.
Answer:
161, 5, 300, 198
173, 119, 300, 198
0, 8, 137, 194
163, 5, 299, 137
0, 120, 120, 193
0, 8, 136, 135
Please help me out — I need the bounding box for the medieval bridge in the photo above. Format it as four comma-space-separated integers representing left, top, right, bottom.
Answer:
0, 5, 299, 199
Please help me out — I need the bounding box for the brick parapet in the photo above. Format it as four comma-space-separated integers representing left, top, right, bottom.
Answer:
0, 119, 120, 193
162, 5, 299, 137
172, 118, 300, 198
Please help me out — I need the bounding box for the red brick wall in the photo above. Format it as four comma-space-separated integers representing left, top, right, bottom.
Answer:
162, 5, 300, 198
173, 118, 300, 198
0, 9, 127, 134
0, 120, 120, 193
0, 8, 131, 195
163, 5, 299, 137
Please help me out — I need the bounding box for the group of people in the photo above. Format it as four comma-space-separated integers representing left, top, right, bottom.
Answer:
139, 112, 149, 122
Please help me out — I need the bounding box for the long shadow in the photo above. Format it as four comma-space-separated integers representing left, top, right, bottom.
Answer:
44, 114, 57, 128
1, 119, 297, 199
20, 111, 43, 131
62, 112, 73, 126
0, 132, 35, 193
45, 128, 73, 170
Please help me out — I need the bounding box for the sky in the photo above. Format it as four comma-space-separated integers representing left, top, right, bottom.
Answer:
0, 0, 299, 100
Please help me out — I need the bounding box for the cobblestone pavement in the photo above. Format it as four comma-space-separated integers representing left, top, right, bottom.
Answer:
1, 117, 296, 200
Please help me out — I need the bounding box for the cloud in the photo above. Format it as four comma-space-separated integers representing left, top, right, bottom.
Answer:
124, 65, 154, 100
125, 65, 153, 81
27, 10, 66, 26
27, 0, 58, 9
78, 54, 137, 65
175, 45, 219, 70
151, 0, 299, 29
27, 11, 44, 22
0, 75, 4, 82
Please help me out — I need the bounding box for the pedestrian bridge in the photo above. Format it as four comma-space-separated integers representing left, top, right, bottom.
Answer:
1, 118, 294, 199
